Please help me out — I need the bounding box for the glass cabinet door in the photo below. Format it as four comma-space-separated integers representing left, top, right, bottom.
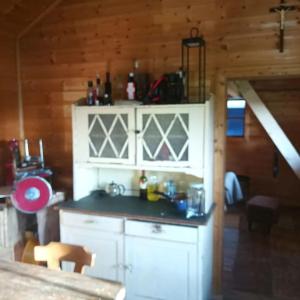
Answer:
136, 105, 204, 168
74, 107, 135, 165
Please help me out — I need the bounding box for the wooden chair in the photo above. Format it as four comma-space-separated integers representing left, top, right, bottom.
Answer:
34, 242, 95, 273
21, 232, 40, 265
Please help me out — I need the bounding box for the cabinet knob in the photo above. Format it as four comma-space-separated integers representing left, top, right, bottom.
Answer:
112, 264, 124, 270
134, 130, 141, 134
124, 264, 133, 273
84, 219, 95, 224
152, 224, 163, 233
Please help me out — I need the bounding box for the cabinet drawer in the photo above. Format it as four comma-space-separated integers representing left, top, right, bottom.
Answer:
125, 220, 198, 243
60, 211, 124, 233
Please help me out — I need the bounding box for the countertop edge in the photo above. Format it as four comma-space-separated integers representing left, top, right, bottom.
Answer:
57, 202, 216, 227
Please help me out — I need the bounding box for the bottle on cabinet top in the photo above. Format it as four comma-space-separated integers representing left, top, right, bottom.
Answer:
104, 72, 112, 105
126, 72, 136, 100
95, 74, 103, 106
86, 80, 94, 106
84, 73, 112, 106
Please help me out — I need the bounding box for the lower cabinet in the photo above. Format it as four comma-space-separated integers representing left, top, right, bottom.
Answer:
60, 211, 124, 283
125, 236, 197, 300
60, 211, 212, 300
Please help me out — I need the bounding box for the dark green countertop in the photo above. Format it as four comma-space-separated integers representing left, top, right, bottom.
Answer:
58, 191, 215, 226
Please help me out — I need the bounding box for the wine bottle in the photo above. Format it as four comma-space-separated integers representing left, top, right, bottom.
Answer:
104, 72, 112, 105
95, 74, 102, 106
87, 80, 94, 106
139, 170, 148, 200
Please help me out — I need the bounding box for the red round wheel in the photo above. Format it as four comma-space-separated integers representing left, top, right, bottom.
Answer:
12, 176, 52, 213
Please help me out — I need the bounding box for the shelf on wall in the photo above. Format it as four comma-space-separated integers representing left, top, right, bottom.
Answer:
73, 162, 204, 178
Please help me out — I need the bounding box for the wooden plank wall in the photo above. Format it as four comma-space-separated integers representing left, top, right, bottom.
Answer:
19, 0, 219, 191
2, 0, 299, 294
18, 0, 300, 193
216, 0, 300, 74
227, 79, 300, 207
0, 0, 56, 36
0, 31, 18, 185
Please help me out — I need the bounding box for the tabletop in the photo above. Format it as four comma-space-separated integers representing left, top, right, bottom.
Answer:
0, 260, 125, 300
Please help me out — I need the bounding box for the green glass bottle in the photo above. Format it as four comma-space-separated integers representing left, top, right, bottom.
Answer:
139, 170, 148, 200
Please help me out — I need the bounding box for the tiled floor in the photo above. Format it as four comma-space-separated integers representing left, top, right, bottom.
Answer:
223, 207, 300, 300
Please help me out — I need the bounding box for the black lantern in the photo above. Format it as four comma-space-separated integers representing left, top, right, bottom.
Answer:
181, 27, 206, 103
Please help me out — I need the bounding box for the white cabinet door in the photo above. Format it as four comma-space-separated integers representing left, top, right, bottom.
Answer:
73, 106, 135, 165
136, 105, 205, 169
125, 236, 198, 300
60, 225, 124, 283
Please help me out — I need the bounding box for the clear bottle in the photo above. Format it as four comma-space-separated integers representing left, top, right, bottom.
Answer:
147, 175, 160, 202
139, 170, 148, 200
165, 179, 176, 200
186, 183, 205, 219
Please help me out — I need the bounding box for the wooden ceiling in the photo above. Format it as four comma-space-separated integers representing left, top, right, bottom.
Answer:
0, 0, 55, 35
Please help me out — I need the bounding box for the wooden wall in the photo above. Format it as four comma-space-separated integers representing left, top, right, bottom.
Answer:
19, 0, 219, 192
226, 79, 300, 206
0, 31, 18, 185
18, 0, 300, 196
216, 0, 300, 73
1, 0, 299, 294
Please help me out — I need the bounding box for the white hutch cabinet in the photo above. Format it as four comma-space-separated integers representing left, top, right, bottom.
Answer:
61, 99, 215, 300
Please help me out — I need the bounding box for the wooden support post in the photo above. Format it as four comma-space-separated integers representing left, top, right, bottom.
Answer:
212, 72, 227, 295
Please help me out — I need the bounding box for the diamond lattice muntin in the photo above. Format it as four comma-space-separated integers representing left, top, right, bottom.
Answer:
142, 113, 189, 161
88, 114, 128, 159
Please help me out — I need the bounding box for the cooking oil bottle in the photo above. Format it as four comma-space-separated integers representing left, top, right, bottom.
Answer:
147, 176, 160, 202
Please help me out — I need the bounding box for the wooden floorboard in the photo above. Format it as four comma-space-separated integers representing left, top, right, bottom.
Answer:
223, 206, 300, 300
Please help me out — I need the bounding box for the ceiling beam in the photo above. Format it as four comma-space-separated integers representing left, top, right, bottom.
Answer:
234, 80, 300, 180
17, 0, 62, 39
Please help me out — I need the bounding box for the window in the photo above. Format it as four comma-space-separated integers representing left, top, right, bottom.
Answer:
226, 98, 246, 137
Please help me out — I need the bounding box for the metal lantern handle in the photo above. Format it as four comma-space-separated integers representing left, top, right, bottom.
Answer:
190, 27, 200, 38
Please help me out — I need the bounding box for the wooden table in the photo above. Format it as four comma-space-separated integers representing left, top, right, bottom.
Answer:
0, 260, 125, 300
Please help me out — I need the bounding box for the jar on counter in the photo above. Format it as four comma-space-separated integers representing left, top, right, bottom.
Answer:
147, 176, 160, 202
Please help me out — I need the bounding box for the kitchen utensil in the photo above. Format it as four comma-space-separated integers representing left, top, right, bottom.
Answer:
186, 183, 205, 219
107, 182, 125, 197
153, 191, 187, 202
